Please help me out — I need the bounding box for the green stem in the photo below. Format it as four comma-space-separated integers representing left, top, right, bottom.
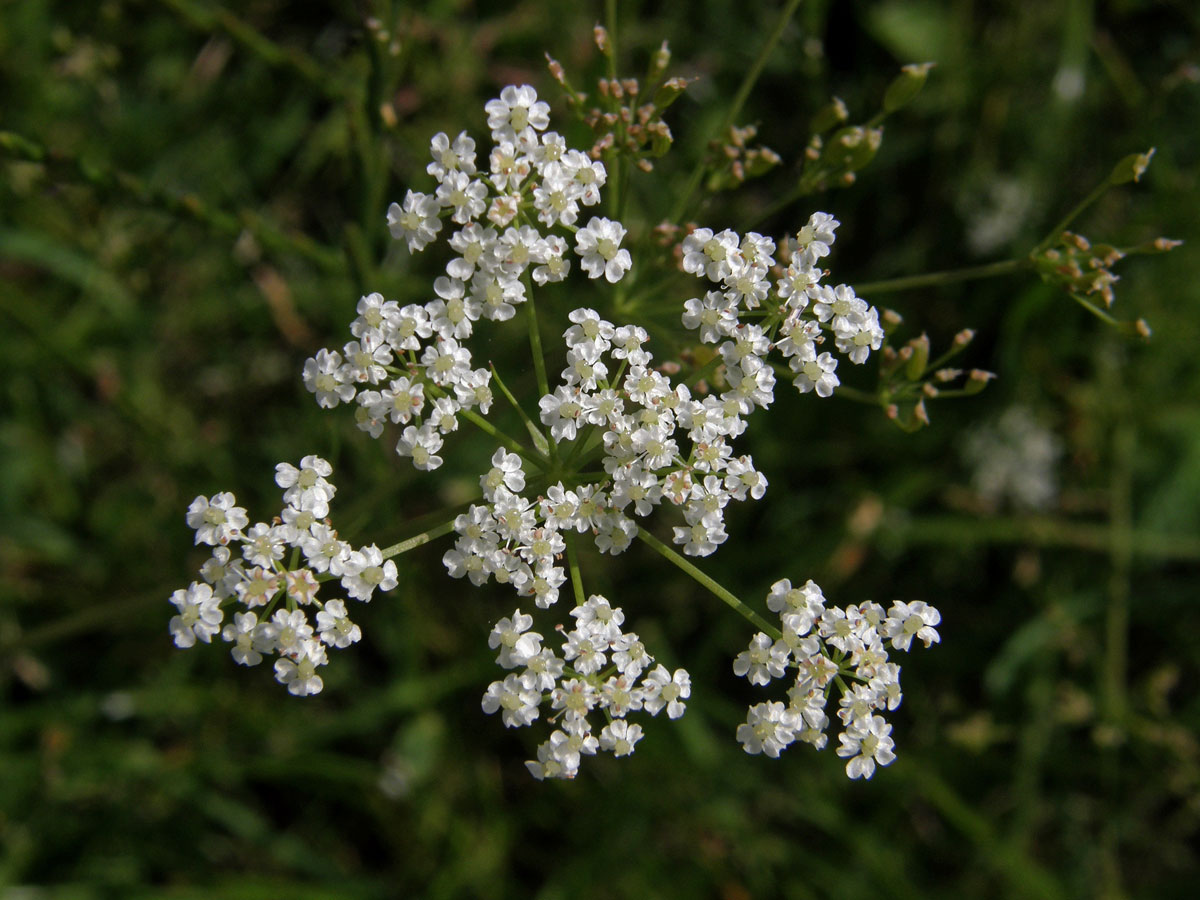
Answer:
523, 275, 557, 460
565, 533, 587, 607
156, 0, 343, 99
490, 363, 551, 459
380, 518, 458, 559
1030, 177, 1112, 256
669, 0, 804, 223
604, 0, 622, 220
0, 131, 346, 273
636, 527, 781, 638
422, 381, 541, 468
855, 258, 1027, 295
887, 514, 1200, 561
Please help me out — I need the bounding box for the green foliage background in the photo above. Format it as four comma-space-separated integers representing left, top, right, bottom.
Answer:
2, 1, 1198, 897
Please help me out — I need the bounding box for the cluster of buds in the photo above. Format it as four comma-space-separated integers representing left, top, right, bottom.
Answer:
874, 327, 994, 431
1033, 231, 1126, 309
548, 34, 690, 171
705, 123, 782, 192
795, 63, 934, 195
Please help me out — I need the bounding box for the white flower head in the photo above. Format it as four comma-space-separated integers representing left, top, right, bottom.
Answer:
575, 216, 632, 283
168, 581, 223, 648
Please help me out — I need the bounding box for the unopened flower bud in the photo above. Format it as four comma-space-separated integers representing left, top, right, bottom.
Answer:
650, 41, 671, 79
1108, 147, 1155, 185
653, 76, 693, 111
545, 53, 567, 86
883, 62, 935, 114
914, 399, 930, 426
594, 24, 611, 56
905, 333, 930, 380
963, 369, 996, 395
811, 96, 849, 135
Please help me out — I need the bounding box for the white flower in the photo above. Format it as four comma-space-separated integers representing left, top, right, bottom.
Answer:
737, 701, 798, 758
186, 492, 248, 546
792, 352, 840, 398
489, 609, 542, 669
274, 639, 327, 697
274, 455, 336, 516
387, 189, 442, 252
599, 720, 644, 757
642, 665, 690, 719
836, 714, 896, 779
795, 211, 838, 262
482, 674, 541, 728
341, 544, 399, 601
396, 422, 445, 472
420, 337, 472, 387
575, 216, 632, 283
262, 608, 314, 656
435, 170, 488, 224
221, 611, 262, 666
485, 84, 550, 141
532, 235, 570, 284
682, 227, 741, 281
883, 601, 941, 651
299, 523, 352, 575
427, 130, 477, 180
168, 581, 223, 648
570, 595, 625, 642
339, 332, 392, 385
316, 599, 361, 649
538, 386, 584, 442
303, 348, 356, 409
733, 632, 790, 686
481, 447, 525, 500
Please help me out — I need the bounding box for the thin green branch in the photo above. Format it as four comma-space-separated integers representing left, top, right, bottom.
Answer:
1030, 177, 1112, 257
565, 533, 587, 607
854, 259, 1027, 296
670, 0, 804, 222
885, 514, 1200, 562
636, 527, 780, 638
380, 518, 458, 559
156, 0, 344, 100
422, 380, 542, 468
490, 363, 550, 459
0, 131, 347, 274
523, 273, 557, 459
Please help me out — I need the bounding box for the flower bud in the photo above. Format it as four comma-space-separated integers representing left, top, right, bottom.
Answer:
905, 333, 930, 381
810, 96, 849, 135
653, 76, 694, 112
648, 40, 671, 81
1108, 147, 1155, 185
883, 62, 935, 114
963, 369, 996, 395
594, 24, 611, 56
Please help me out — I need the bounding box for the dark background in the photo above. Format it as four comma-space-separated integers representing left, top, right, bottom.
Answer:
2, 1, 1198, 897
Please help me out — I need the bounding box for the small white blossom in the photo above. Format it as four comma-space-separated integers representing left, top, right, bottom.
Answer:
168, 581, 224, 648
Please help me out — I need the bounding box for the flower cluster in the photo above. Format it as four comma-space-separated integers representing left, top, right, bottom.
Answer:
175, 81, 943, 783
481, 595, 690, 779
302, 84, 633, 472
678, 213, 885, 401
733, 578, 940, 778
170, 456, 393, 695
441, 308, 769, 587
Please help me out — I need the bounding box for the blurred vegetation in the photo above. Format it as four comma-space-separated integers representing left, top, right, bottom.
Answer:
2, 0, 1198, 897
